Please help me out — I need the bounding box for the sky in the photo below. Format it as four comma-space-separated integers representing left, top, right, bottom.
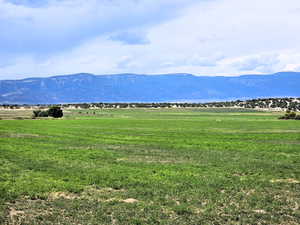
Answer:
1, 0, 300, 79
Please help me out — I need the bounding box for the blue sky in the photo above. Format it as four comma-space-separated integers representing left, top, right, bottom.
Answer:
1, 0, 300, 79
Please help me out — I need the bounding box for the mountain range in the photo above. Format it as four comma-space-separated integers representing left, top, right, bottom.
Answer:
0, 72, 299, 104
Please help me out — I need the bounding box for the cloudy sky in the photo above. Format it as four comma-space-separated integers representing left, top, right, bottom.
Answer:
1, 0, 300, 79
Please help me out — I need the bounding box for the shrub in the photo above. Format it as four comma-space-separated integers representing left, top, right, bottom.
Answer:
279, 110, 299, 120
47, 106, 63, 118
39, 111, 49, 117
32, 110, 49, 118
286, 111, 296, 119
33, 110, 42, 118
32, 106, 63, 118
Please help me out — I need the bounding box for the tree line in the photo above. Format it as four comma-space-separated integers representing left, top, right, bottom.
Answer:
1, 98, 300, 111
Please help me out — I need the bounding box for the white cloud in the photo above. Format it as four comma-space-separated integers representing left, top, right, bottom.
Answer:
0, 0, 195, 54
226, 53, 281, 73
1, 0, 300, 79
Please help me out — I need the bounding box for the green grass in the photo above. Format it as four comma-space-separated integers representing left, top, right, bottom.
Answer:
0, 108, 300, 224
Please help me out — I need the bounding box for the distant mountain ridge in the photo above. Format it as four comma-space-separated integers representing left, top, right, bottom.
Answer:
0, 72, 299, 104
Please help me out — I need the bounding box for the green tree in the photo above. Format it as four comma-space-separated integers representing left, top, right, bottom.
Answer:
47, 106, 63, 118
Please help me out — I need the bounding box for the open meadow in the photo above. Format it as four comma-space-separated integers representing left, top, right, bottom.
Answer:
0, 108, 299, 224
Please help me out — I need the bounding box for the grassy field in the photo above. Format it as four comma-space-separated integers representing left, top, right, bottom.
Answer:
0, 108, 299, 224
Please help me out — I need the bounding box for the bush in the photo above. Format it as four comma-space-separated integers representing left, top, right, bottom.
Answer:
39, 111, 49, 117
32, 107, 63, 118
33, 110, 42, 118
286, 111, 296, 119
279, 110, 299, 120
32, 110, 48, 118
48, 106, 63, 118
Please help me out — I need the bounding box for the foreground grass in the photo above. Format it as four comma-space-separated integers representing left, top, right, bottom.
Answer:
0, 108, 299, 224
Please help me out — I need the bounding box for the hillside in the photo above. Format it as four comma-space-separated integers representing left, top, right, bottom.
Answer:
0, 72, 300, 104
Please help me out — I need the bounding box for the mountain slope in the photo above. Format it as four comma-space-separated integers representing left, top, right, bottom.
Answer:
0, 72, 299, 104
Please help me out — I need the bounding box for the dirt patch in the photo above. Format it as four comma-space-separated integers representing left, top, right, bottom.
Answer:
4, 186, 129, 224
77, 186, 127, 203
253, 209, 267, 214
48, 192, 78, 200
103, 198, 119, 202
122, 198, 139, 203
82, 186, 125, 195
9, 207, 25, 218
270, 178, 300, 184
241, 189, 255, 196
7, 207, 26, 225
293, 202, 299, 211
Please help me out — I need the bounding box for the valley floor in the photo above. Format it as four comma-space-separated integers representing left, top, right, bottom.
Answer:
0, 108, 299, 224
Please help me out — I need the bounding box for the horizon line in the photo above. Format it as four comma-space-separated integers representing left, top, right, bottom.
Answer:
1, 71, 299, 81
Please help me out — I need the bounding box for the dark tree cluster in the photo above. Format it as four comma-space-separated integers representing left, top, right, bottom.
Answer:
33, 106, 63, 118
